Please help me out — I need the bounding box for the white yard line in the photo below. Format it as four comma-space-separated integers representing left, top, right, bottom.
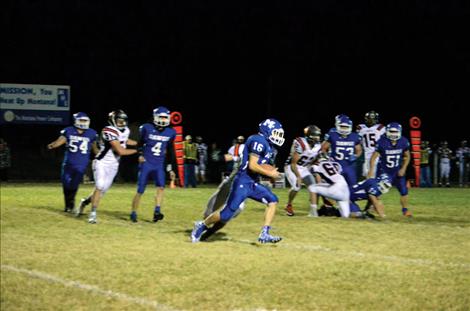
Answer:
1, 264, 178, 311
227, 238, 470, 269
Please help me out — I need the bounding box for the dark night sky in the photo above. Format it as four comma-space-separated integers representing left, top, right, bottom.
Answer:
2, 0, 469, 156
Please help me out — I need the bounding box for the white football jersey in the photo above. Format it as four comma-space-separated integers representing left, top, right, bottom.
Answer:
357, 123, 385, 159
95, 125, 130, 166
285, 137, 321, 169
227, 143, 245, 162
312, 160, 344, 184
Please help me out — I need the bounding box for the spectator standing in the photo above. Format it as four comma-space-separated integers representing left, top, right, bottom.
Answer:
0, 138, 11, 182
183, 135, 197, 188
456, 140, 470, 187
420, 140, 432, 187
195, 136, 208, 184
437, 141, 452, 187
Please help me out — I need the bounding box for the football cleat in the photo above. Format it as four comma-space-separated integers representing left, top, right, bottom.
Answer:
364, 211, 376, 219
88, 211, 97, 224
402, 208, 412, 217
130, 211, 138, 223
285, 204, 295, 216
153, 212, 164, 223
191, 221, 207, 243
308, 208, 318, 217
75, 198, 88, 217
258, 231, 282, 244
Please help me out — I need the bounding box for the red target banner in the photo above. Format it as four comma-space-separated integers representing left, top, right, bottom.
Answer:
409, 116, 422, 187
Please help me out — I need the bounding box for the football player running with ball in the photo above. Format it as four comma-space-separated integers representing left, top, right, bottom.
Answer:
191, 118, 285, 244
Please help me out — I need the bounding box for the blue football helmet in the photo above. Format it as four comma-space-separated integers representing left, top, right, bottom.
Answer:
335, 115, 352, 136
108, 109, 128, 131
73, 112, 90, 130
258, 118, 285, 147
153, 106, 171, 127
386, 122, 402, 141
377, 173, 392, 194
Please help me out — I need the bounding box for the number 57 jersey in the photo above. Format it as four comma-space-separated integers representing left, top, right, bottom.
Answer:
140, 123, 176, 164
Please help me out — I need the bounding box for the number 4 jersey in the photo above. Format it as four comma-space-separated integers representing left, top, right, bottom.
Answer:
61, 126, 97, 169
139, 123, 176, 164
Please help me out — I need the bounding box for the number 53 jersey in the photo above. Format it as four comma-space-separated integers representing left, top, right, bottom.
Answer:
140, 123, 176, 165
61, 126, 97, 169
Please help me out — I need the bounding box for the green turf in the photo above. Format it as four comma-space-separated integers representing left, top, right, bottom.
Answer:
1, 183, 470, 310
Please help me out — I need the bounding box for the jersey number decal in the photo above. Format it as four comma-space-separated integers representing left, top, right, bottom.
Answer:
297, 155, 313, 166
69, 139, 88, 154
253, 142, 264, 152
386, 155, 401, 168
152, 142, 162, 156
335, 147, 354, 160
322, 162, 340, 176
363, 133, 377, 148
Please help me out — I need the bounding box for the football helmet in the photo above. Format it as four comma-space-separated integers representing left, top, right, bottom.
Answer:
304, 125, 321, 144
314, 151, 330, 163
377, 173, 392, 194
73, 112, 90, 130
365, 110, 379, 127
386, 122, 402, 141
195, 136, 203, 143
108, 109, 128, 131
335, 115, 352, 136
237, 135, 245, 144
258, 118, 285, 147
153, 106, 171, 127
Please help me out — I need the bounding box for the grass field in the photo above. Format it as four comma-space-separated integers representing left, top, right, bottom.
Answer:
1, 183, 470, 310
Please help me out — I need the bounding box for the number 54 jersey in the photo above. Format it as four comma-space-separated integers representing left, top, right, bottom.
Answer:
140, 123, 176, 164
61, 126, 97, 169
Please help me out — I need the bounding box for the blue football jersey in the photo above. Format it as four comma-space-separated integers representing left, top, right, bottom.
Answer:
238, 134, 275, 182
61, 126, 97, 168
139, 123, 176, 164
326, 128, 362, 167
350, 178, 383, 202
375, 136, 410, 175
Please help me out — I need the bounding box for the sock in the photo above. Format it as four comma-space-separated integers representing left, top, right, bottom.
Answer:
131, 211, 137, 216
91, 206, 97, 213
63, 188, 71, 209
402, 207, 408, 213
68, 189, 78, 209
154, 206, 161, 214
310, 204, 317, 211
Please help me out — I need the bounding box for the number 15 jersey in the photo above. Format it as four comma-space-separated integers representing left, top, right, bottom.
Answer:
140, 123, 176, 165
